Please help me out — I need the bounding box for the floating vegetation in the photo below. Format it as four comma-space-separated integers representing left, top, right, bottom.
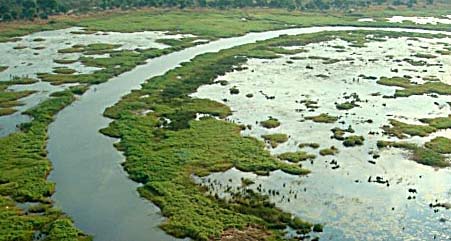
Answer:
298, 143, 320, 149
260, 117, 281, 129
54, 59, 78, 64
342, 135, 365, 147
53, 67, 76, 75
319, 146, 339, 156
413, 53, 437, 59
0, 78, 39, 116
335, 101, 358, 110
377, 76, 451, 97
377, 141, 449, 167
382, 119, 436, 138
262, 133, 289, 148
305, 113, 338, 123
229, 86, 240, 95
0, 66, 7, 72
425, 137, 451, 154
278, 151, 316, 163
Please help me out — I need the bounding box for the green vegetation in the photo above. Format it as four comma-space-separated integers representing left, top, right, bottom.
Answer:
0, 78, 38, 116
382, 119, 436, 138
260, 117, 281, 129
40, 39, 198, 85
58, 43, 120, 54
377, 140, 449, 168
0, 66, 7, 72
425, 137, 451, 154
305, 113, 338, 123
319, 146, 339, 156
53, 67, 76, 74
420, 115, 451, 129
277, 151, 316, 163
413, 53, 437, 59
377, 76, 451, 97
336, 101, 358, 110
331, 126, 354, 140
54, 59, 78, 64
0, 89, 90, 240
262, 133, 289, 148
343, 135, 365, 147
298, 143, 320, 149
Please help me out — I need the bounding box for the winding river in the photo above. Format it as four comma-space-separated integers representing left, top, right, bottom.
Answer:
45, 26, 451, 241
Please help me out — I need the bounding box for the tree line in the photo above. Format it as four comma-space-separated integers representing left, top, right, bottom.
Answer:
0, 0, 439, 21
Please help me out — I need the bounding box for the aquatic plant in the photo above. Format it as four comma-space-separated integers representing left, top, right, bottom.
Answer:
305, 113, 338, 123
277, 151, 316, 163
260, 117, 281, 129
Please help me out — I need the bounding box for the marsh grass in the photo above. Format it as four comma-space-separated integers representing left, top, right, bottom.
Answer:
0, 89, 90, 240
260, 117, 281, 129
305, 113, 338, 123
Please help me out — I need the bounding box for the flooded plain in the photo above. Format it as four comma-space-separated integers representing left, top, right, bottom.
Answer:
0, 25, 450, 241
0, 27, 191, 137
193, 36, 451, 240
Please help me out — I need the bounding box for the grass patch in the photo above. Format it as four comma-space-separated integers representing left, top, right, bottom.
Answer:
277, 151, 316, 163
53, 67, 76, 75
377, 140, 449, 168
420, 115, 451, 129
54, 59, 78, 64
382, 119, 436, 139
305, 113, 338, 123
377, 76, 451, 97
260, 117, 281, 129
298, 143, 320, 149
0, 66, 8, 72
343, 135, 365, 147
425, 137, 451, 154
336, 101, 358, 110
319, 146, 339, 156
261, 133, 289, 148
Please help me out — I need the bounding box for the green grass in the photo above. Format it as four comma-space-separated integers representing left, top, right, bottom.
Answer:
420, 115, 451, 129
305, 113, 338, 123
298, 143, 320, 149
261, 133, 289, 148
277, 151, 316, 163
0, 78, 39, 116
377, 140, 449, 168
343, 135, 365, 147
260, 117, 281, 129
377, 76, 451, 97
54, 59, 78, 64
382, 119, 436, 138
0, 66, 7, 72
319, 146, 339, 156
425, 137, 451, 154
53, 67, 77, 75
336, 101, 358, 110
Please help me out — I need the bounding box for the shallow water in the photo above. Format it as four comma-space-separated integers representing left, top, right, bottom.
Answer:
387, 16, 451, 25
0, 26, 448, 241
193, 36, 451, 240
0, 27, 190, 137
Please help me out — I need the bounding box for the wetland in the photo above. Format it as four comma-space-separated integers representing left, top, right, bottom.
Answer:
0, 5, 450, 241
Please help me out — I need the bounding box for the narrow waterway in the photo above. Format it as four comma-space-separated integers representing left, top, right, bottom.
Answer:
47, 26, 451, 241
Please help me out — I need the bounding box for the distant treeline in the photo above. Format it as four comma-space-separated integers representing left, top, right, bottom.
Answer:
0, 0, 440, 21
